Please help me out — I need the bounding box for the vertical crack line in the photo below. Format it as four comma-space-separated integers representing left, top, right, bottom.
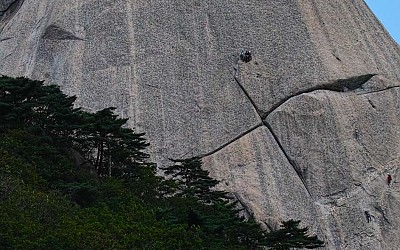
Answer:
198, 123, 263, 158
263, 121, 312, 197
227, 68, 264, 120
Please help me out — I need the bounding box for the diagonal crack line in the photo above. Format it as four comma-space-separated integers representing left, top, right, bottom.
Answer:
227, 68, 266, 120
0, 0, 20, 17
232, 192, 253, 217
373, 205, 390, 224
199, 123, 263, 158
263, 121, 312, 197
0, 37, 12, 42
265, 74, 376, 116
170, 123, 263, 161
2, 52, 12, 60
356, 85, 400, 95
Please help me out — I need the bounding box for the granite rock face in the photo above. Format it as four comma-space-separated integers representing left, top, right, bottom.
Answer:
1, 0, 400, 249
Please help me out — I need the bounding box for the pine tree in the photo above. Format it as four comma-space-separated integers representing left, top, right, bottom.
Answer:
75, 107, 150, 177
161, 157, 228, 203
162, 158, 266, 248
264, 219, 325, 249
0, 76, 83, 141
0, 76, 151, 179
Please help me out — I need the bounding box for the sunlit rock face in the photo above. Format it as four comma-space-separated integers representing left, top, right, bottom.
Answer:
1, 1, 400, 249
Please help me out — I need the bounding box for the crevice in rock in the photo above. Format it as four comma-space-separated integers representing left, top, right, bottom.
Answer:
232, 192, 253, 218
170, 123, 263, 161
42, 24, 83, 41
228, 69, 265, 119
0, 36, 12, 41
0, 0, 21, 17
321, 188, 348, 198
356, 85, 400, 95
367, 99, 376, 109
198, 123, 263, 158
263, 120, 312, 197
2, 52, 11, 60
142, 83, 160, 89
266, 74, 376, 116
372, 205, 390, 224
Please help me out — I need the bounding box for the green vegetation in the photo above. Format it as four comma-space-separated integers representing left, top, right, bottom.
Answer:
0, 76, 324, 249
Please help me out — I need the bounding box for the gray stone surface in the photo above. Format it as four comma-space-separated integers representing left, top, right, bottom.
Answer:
267, 80, 400, 249
202, 126, 319, 232
1, 0, 400, 249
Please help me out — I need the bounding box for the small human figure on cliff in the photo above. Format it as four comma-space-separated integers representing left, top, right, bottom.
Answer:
365, 211, 371, 223
240, 49, 245, 59
387, 174, 392, 186
239, 49, 252, 63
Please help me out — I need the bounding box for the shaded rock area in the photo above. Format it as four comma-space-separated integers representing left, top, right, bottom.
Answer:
42, 24, 83, 40
1, 0, 400, 249
0, 0, 23, 31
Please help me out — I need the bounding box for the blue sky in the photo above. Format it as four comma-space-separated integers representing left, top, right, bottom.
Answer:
364, 0, 400, 45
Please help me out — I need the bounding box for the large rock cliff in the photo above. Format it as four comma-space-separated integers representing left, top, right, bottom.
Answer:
1, 0, 400, 249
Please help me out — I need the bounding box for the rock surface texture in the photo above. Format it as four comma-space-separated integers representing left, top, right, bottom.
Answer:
1, 0, 400, 249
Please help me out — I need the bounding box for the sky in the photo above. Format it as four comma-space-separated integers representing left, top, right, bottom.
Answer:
364, 0, 400, 45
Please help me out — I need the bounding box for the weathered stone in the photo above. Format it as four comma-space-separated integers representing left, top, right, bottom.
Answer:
202, 126, 319, 232
1, 0, 400, 248
267, 81, 400, 249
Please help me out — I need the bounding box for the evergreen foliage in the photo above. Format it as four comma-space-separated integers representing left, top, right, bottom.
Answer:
0, 76, 324, 249
264, 220, 325, 249
162, 158, 227, 203
161, 158, 266, 248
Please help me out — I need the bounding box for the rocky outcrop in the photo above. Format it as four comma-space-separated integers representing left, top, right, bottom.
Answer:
1, 0, 399, 248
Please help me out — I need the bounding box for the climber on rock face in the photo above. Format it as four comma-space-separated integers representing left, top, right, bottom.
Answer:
387, 174, 392, 186
240, 49, 245, 61
240, 49, 252, 63
365, 211, 371, 223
